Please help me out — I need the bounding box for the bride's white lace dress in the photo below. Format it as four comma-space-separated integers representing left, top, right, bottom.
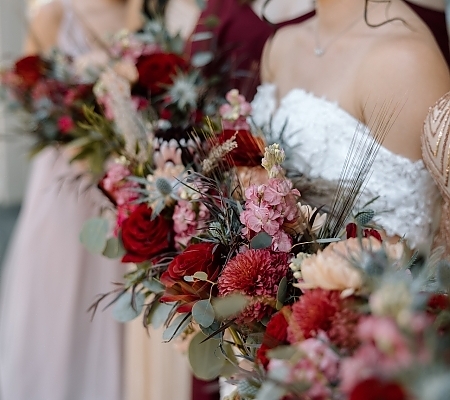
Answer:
252, 84, 441, 249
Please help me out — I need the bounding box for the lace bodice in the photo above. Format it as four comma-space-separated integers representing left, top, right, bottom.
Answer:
252, 84, 441, 249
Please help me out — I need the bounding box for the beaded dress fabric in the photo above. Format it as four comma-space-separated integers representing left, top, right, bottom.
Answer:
422, 92, 450, 257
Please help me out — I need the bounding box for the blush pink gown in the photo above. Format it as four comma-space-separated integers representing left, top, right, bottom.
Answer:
0, 1, 124, 399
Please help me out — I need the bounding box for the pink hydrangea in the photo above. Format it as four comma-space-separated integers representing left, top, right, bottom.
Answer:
101, 162, 139, 234
340, 315, 429, 394
240, 178, 299, 252
173, 200, 209, 250
267, 336, 340, 400
219, 89, 252, 130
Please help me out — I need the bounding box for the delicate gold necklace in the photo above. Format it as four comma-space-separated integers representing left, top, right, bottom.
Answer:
313, 14, 363, 57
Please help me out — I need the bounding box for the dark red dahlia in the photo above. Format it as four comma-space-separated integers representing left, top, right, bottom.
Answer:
217, 249, 290, 324
287, 289, 361, 351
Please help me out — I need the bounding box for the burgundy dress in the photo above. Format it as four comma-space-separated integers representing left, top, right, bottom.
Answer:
404, 0, 450, 67
189, 0, 315, 99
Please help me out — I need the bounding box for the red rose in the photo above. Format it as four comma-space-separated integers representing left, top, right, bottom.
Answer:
14, 55, 46, 88
346, 223, 382, 242
350, 378, 407, 400
136, 53, 187, 95
121, 204, 172, 263
217, 129, 265, 167
256, 307, 290, 368
160, 243, 224, 312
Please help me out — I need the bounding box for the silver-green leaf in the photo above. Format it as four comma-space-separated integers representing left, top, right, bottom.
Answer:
250, 232, 272, 250
80, 218, 109, 254
162, 313, 192, 342
103, 236, 126, 259
112, 292, 145, 323
188, 332, 226, 380
192, 299, 215, 328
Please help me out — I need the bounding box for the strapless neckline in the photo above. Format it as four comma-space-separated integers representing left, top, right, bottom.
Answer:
276, 85, 424, 168
251, 83, 441, 249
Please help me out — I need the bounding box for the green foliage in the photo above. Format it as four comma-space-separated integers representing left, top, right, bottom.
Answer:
103, 236, 126, 259
112, 292, 145, 322
212, 294, 248, 320
191, 52, 214, 68
79, 217, 109, 254
250, 232, 272, 250
276, 277, 288, 310
162, 313, 192, 342
142, 279, 165, 294
192, 299, 215, 328
147, 302, 175, 329
188, 331, 226, 380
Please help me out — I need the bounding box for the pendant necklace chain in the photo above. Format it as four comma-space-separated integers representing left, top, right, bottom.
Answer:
313, 14, 363, 57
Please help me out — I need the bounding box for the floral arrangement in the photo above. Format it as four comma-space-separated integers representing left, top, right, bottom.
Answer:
0, 51, 97, 155
78, 82, 450, 400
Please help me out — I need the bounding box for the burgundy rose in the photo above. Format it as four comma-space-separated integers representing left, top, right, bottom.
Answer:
121, 204, 172, 263
14, 55, 46, 88
346, 223, 382, 242
160, 243, 224, 313
136, 53, 188, 95
217, 129, 265, 167
256, 307, 291, 368
349, 378, 407, 400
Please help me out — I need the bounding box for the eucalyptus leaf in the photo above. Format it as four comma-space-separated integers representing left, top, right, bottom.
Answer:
200, 320, 222, 340
191, 51, 214, 68
315, 238, 341, 244
192, 300, 215, 328
267, 345, 297, 361
162, 313, 192, 342
149, 302, 175, 329
184, 275, 195, 282
193, 271, 208, 281
250, 232, 272, 250
103, 236, 126, 259
112, 292, 145, 323
143, 279, 165, 294
276, 277, 288, 310
256, 381, 286, 400
188, 332, 226, 380
80, 218, 109, 254
191, 31, 214, 42
212, 294, 248, 320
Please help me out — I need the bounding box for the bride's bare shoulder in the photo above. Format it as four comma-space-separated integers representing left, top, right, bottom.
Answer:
261, 22, 311, 82
24, 0, 64, 55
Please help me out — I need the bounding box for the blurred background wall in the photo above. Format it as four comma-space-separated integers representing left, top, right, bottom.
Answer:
0, 0, 28, 262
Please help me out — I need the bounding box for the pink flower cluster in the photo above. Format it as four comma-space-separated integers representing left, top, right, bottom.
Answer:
172, 200, 210, 250
340, 315, 429, 394
219, 89, 252, 130
240, 178, 300, 252
268, 336, 340, 400
101, 162, 139, 234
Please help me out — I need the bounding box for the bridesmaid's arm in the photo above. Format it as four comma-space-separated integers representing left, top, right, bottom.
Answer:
24, 0, 63, 55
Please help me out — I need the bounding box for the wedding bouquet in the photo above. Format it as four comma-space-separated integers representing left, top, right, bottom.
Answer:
0, 51, 96, 155
79, 82, 450, 399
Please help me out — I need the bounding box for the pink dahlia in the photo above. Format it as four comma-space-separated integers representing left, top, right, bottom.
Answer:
288, 289, 360, 351
217, 249, 290, 324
